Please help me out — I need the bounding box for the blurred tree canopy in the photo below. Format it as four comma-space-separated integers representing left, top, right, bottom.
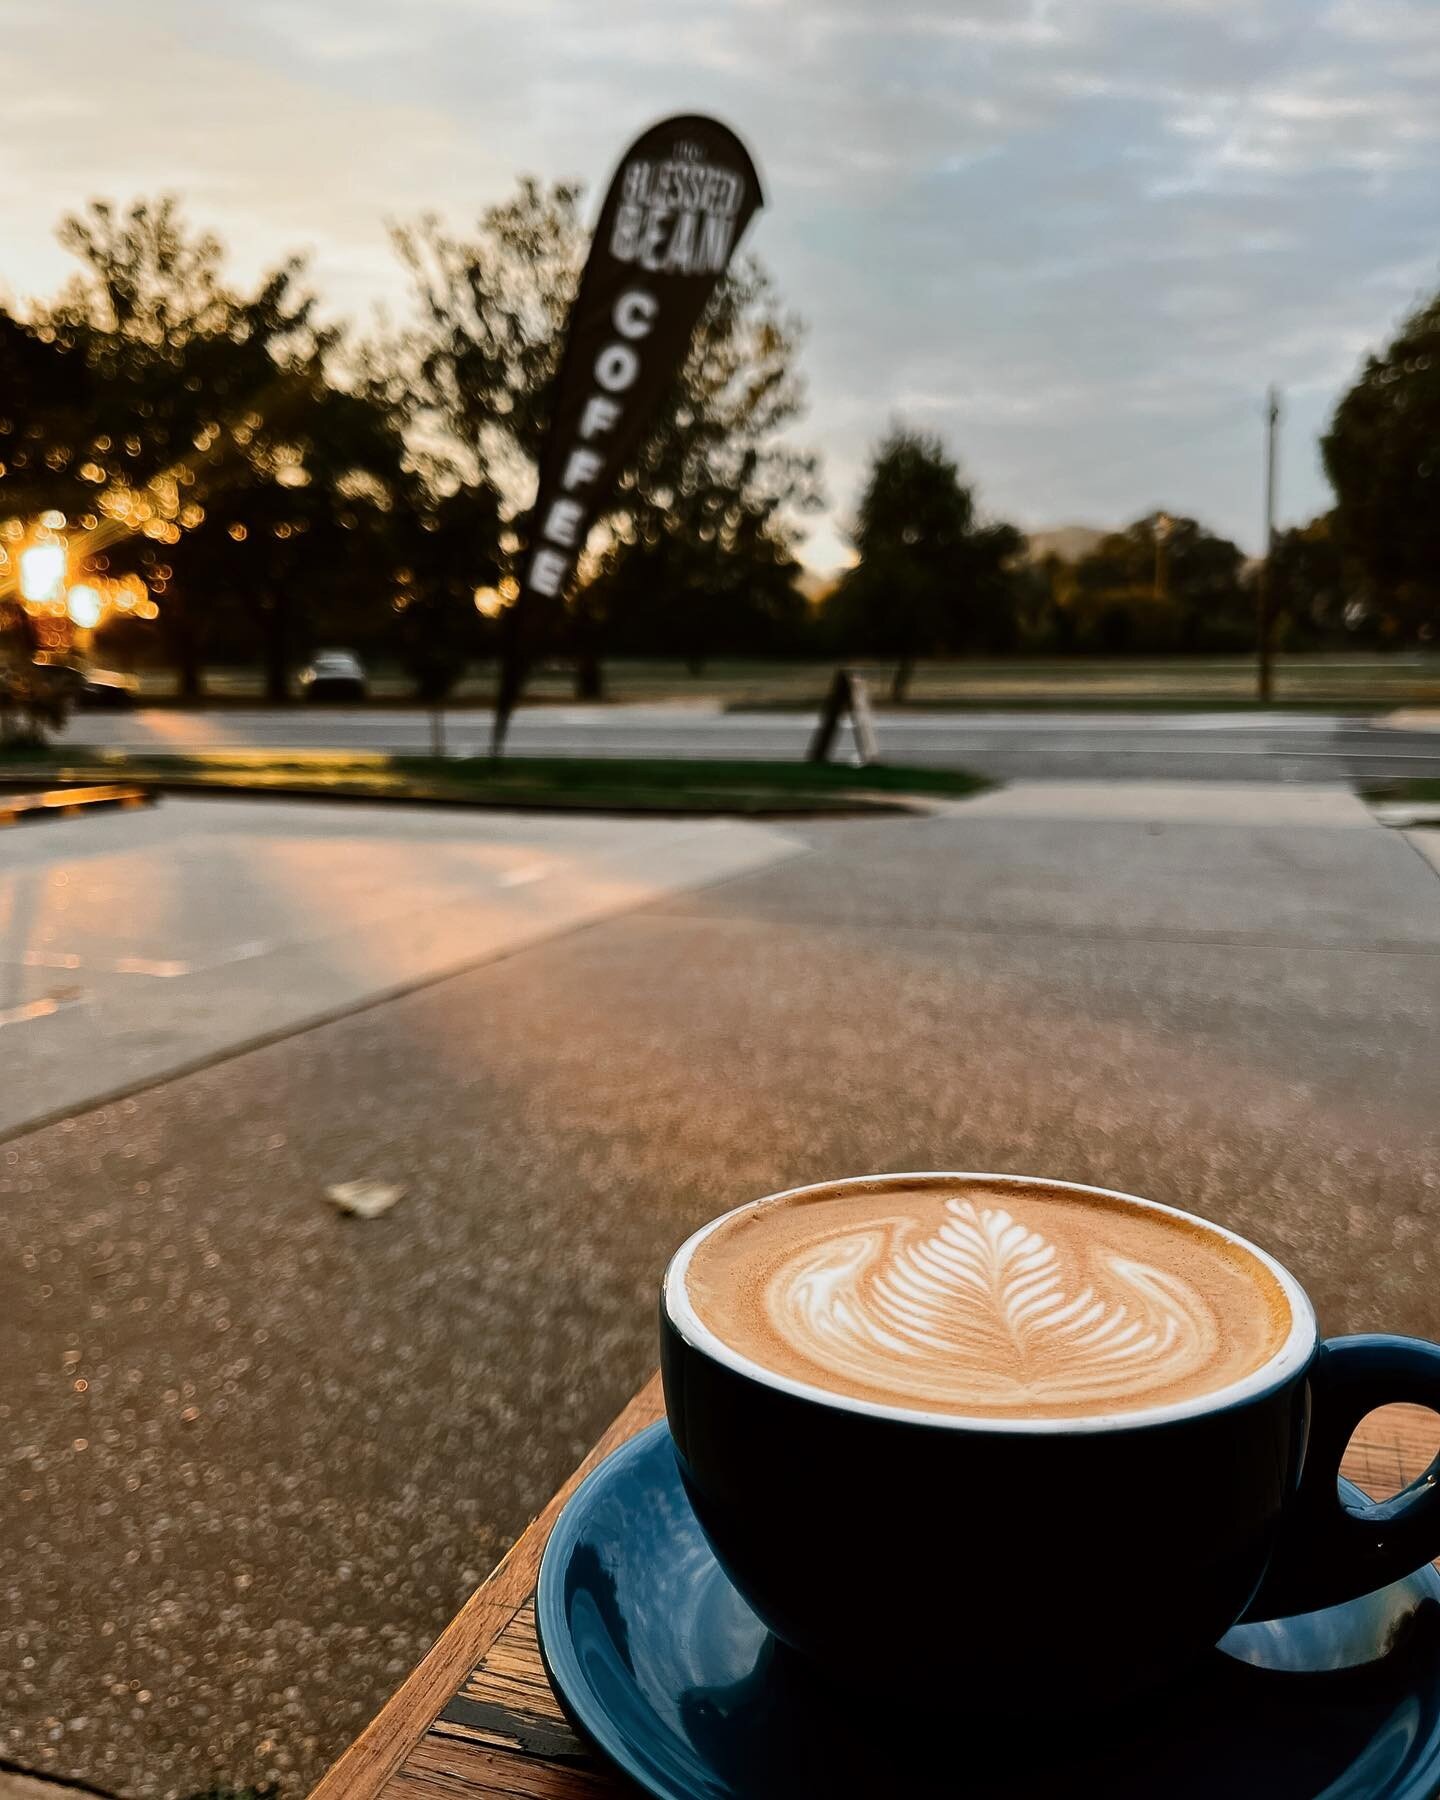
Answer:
1067, 513, 1248, 653
3, 187, 820, 709
46, 198, 405, 699
378, 180, 821, 696
6, 186, 1432, 714
1323, 284, 1440, 644
3, 197, 408, 699
827, 427, 1023, 698
588, 515, 809, 669
1267, 513, 1364, 646
387, 478, 503, 703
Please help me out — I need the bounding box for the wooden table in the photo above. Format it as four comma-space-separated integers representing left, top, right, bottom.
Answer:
312, 1383, 1437, 1800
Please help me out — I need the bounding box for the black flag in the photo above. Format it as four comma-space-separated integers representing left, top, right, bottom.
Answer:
492, 115, 763, 751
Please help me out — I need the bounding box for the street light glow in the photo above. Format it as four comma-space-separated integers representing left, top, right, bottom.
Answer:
19, 541, 67, 603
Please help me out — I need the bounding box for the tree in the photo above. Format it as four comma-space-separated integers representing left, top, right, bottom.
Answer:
1267, 513, 1361, 645
28, 197, 407, 699
0, 305, 95, 742
1322, 285, 1440, 643
829, 427, 1023, 699
590, 514, 807, 667
0, 304, 102, 520
387, 476, 503, 717
1014, 551, 1077, 653
1071, 513, 1247, 652
197, 373, 407, 703
379, 180, 819, 705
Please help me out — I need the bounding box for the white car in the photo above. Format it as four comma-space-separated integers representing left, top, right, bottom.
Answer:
299, 648, 368, 702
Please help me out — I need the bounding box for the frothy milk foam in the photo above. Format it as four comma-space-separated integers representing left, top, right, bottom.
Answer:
680, 1178, 1293, 1421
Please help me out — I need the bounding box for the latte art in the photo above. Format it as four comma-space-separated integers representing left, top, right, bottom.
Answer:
770, 1200, 1218, 1410
681, 1178, 1291, 1420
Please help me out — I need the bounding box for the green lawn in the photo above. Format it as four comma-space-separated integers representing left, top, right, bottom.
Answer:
1362, 777, 1440, 818
1366, 778, 1440, 799
1, 749, 990, 816
126, 653, 1440, 712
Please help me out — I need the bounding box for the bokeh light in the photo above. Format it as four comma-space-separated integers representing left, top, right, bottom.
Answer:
66, 583, 104, 629
19, 541, 66, 603
473, 586, 504, 618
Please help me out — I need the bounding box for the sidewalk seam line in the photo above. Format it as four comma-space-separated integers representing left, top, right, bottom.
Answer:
0, 1756, 124, 1800
0, 839, 819, 1147
639, 905, 1440, 959
1395, 827, 1440, 896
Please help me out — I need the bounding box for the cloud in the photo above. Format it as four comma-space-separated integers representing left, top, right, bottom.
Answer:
1324, 0, 1440, 46
1162, 67, 1440, 183
2, 0, 1437, 562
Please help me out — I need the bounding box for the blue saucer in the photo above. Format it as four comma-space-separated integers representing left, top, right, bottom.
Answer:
536, 1422, 1440, 1800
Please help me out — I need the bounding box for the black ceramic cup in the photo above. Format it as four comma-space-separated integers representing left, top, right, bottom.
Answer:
659, 1174, 1440, 1706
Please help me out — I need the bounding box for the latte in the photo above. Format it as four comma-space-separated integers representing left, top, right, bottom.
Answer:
679, 1176, 1292, 1420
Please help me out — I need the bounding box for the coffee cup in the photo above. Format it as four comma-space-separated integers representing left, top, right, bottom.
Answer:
659, 1173, 1440, 1704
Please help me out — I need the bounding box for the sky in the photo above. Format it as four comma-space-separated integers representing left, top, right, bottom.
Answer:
4, 0, 1438, 571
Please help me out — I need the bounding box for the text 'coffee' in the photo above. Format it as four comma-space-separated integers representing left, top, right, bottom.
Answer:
521, 116, 763, 609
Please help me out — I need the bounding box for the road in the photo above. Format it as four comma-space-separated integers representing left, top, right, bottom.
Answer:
55, 704, 1440, 783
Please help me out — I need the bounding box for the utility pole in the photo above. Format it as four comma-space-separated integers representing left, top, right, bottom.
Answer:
1257, 387, 1280, 703
1153, 511, 1172, 607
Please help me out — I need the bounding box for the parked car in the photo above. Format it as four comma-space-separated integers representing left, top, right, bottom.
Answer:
73, 666, 140, 709
299, 648, 368, 702
13, 655, 138, 710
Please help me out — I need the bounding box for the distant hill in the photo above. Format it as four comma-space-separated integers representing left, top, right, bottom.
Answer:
1024, 524, 1108, 564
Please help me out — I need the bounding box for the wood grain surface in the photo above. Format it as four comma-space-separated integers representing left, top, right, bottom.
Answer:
314, 1394, 1439, 1800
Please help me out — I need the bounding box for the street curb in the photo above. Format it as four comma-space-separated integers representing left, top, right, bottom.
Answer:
1370, 802, 1440, 830
0, 770, 930, 821
0, 784, 156, 826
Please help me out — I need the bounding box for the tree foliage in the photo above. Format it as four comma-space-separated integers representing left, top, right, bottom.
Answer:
1268, 513, 1361, 644
1069, 513, 1248, 652
1322, 285, 1440, 643
379, 181, 820, 694
388, 479, 503, 702
829, 427, 1023, 694
588, 516, 808, 668
7, 197, 407, 699
4, 186, 821, 720
386, 181, 582, 495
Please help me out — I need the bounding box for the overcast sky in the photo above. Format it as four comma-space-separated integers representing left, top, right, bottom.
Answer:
5, 0, 1437, 569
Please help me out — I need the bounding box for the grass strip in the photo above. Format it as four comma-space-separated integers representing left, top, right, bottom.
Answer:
0, 750, 990, 817
1362, 777, 1440, 826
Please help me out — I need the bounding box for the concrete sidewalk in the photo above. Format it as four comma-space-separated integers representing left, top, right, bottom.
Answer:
947, 779, 1376, 827
0, 797, 803, 1139
3, 783, 1439, 1796
1412, 829, 1440, 876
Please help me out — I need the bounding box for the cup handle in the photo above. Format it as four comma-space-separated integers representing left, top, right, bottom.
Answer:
1242, 1335, 1440, 1621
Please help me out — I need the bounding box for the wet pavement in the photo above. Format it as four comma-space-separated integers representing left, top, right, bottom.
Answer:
3, 788, 1439, 1795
